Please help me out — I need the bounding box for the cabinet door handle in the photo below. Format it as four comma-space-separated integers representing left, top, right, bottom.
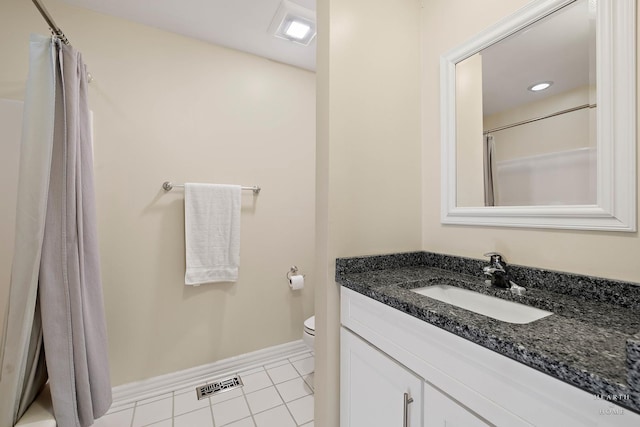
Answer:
403, 392, 414, 427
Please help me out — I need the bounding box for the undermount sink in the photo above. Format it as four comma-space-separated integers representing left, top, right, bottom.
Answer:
411, 284, 552, 324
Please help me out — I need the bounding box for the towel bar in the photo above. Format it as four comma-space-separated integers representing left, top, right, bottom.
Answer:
162, 181, 261, 194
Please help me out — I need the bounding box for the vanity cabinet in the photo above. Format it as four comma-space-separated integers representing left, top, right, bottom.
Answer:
340, 287, 640, 427
341, 328, 422, 426
423, 383, 495, 427
341, 327, 504, 426
342, 325, 496, 427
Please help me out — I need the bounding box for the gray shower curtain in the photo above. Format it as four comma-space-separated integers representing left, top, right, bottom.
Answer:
483, 134, 496, 206
0, 34, 111, 427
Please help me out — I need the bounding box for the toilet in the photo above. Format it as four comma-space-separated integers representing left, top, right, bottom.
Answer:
303, 315, 315, 350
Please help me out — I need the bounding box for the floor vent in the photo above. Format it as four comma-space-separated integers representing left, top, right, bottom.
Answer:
196, 375, 243, 400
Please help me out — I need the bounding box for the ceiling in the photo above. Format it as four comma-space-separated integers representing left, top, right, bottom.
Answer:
60, 0, 317, 71
58, 0, 590, 113
480, 0, 594, 116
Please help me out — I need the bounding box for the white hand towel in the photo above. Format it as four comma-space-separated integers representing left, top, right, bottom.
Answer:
184, 183, 241, 285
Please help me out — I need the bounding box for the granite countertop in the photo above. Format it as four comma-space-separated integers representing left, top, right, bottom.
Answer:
336, 251, 640, 413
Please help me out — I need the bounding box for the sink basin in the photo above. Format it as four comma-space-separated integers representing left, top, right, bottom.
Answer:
411, 284, 552, 324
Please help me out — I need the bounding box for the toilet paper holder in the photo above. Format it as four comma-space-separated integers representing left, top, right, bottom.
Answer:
286, 265, 305, 280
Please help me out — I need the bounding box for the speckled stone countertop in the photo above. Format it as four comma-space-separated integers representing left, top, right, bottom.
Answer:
336, 251, 640, 413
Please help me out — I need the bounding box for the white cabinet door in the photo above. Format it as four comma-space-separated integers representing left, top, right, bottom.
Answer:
341, 327, 423, 427
424, 382, 496, 427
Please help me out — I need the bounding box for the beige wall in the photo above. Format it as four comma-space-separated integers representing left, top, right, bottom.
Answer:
490, 109, 591, 162
456, 53, 486, 207
485, 86, 595, 162
484, 85, 593, 130
0, 0, 315, 386
422, 0, 640, 283
315, 0, 423, 424
458, 84, 596, 207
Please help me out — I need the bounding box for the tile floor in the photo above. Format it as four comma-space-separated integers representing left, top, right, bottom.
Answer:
96, 352, 314, 427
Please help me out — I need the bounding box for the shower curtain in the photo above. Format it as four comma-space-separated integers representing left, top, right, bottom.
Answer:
0, 34, 111, 427
483, 134, 496, 206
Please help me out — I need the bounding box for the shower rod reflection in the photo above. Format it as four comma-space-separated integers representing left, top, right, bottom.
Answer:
483, 103, 597, 135
162, 181, 261, 194
32, 0, 69, 45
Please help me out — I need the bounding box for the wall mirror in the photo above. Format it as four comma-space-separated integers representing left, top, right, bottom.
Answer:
440, 0, 636, 231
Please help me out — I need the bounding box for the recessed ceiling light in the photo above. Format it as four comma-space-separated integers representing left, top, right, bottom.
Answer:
285, 20, 311, 40
269, 0, 317, 46
528, 81, 553, 92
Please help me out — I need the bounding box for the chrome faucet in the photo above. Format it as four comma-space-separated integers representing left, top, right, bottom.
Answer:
483, 252, 510, 288
483, 252, 526, 295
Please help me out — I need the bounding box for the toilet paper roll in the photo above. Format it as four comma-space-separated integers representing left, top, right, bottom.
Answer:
289, 274, 305, 290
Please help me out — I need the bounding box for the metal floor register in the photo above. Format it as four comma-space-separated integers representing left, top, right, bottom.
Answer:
196, 375, 244, 400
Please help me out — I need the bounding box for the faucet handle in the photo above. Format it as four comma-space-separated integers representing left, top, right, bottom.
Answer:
483, 252, 506, 264
483, 252, 510, 288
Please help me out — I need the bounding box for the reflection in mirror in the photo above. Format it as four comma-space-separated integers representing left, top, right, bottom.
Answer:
456, 0, 597, 207
440, 0, 636, 231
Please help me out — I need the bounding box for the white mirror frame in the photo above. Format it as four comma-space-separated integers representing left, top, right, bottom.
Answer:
441, 0, 636, 231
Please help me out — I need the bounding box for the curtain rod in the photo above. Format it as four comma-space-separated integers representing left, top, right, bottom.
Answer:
31, 0, 69, 45
484, 103, 596, 135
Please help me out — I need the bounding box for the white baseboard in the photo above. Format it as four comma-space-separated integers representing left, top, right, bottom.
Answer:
110, 340, 309, 410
